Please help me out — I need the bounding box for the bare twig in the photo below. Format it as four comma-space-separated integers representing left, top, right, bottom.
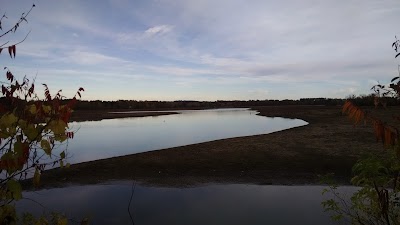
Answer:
0, 4, 35, 39
128, 181, 136, 225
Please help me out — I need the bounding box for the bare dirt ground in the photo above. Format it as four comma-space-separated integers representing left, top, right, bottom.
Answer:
24, 105, 398, 188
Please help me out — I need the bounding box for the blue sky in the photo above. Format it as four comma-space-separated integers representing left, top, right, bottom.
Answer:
1, 0, 400, 101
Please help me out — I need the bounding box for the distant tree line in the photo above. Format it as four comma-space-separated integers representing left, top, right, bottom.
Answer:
2, 94, 398, 112
68, 95, 398, 111
70, 98, 342, 110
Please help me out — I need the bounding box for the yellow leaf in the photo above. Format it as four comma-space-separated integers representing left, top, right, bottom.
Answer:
18, 119, 27, 129
7, 179, 22, 200
48, 119, 67, 135
25, 124, 39, 141
37, 216, 49, 225
81, 218, 90, 225
0, 205, 16, 224
40, 139, 52, 156
42, 105, 51, 114
27, 104, 37, 115
0, 113, 18, 127
57, 217, 68, 225
54, 134, 67, 143
33, 169, 40, 188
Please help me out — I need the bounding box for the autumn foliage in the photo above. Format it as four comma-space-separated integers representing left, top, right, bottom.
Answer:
341, 37, 400, 149
342, 101, 399, 147
322, 37, 400, 225
0, 4, 85, 223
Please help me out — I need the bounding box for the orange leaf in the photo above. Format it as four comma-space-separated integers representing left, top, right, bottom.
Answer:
373, 120, 385, 143
342, 101, 352, 114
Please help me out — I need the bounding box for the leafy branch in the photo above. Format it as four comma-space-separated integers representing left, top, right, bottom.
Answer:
0, 3, 35, 58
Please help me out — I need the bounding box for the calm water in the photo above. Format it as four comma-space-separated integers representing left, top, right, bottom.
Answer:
17, 110, 342, 224
17, 183, 356, 225
63, 108, 307, 164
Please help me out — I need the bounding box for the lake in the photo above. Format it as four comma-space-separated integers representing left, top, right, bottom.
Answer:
18, 108, 339, 224
63, 108, 307, 164
17, 182, 357, 225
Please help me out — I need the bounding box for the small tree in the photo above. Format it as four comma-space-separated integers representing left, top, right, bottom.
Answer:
322, 37, 400, 225
0, 4, 84, 224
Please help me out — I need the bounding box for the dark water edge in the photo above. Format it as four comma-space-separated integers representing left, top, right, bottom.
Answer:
17, 182, 357, 225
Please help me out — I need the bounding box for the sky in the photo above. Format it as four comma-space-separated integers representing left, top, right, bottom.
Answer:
1, 0, 400, 101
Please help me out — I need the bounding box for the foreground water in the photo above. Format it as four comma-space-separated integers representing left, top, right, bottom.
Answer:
64, 108, 307, 164
17, 182, 356, 225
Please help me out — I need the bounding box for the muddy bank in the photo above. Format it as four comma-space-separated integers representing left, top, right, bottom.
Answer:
25, 105, 393, 188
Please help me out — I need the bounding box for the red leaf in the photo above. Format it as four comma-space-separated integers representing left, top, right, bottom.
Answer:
8, 45, 15, 58
67, 97, 77, 108
373, 120, 385, 143
8, 46, 13, 58
6, 71, 13, 82
1, 85, 6, 95
42, 84, 51, 101
28, 83, 34, 96
66, 132, 74, 139
12, 45, 16, 58
61, 110, 72, 123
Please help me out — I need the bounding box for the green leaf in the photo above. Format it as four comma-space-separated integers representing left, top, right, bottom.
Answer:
54, 134, 67, 143
18, 119, 27, 129
0, 204, 16, 224
60, 151, 65, 159
41, 139, 51, 156
331, 214, 343, 221
7, 179, 22, 200
0, 113, 18, 127
14, 140, 22, 154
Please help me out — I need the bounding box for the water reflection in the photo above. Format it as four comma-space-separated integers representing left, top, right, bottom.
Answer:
17, 183, 356, 225
65, 108, 307, 164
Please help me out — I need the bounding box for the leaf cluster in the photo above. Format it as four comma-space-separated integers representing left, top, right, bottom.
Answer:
0, 4, 88, 224
322, 37, 400, 225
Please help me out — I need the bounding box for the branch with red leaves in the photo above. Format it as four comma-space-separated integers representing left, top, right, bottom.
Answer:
0, 4, 35, 58
343, 100, 399, 147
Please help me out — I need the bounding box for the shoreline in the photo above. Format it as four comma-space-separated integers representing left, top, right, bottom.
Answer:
69, 109, 180, 122
23, 105, 395, 189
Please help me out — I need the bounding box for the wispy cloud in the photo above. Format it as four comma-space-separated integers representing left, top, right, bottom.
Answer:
63, 50, 128, 65
1, 0, 399, 100
144, 25, 173, 37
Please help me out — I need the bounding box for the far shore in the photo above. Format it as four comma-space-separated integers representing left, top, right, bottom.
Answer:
23, 105, 397, 189
69, 109, 180, 122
